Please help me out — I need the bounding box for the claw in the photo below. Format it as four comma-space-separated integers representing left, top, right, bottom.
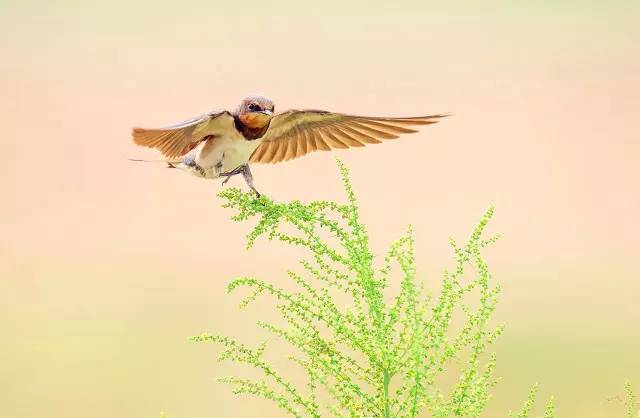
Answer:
219, 165, 244, 186
219, 164, 262, 197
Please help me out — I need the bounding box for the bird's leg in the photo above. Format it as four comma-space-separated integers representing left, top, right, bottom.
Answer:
219, 165, 245, 185
241, 164, 261, 197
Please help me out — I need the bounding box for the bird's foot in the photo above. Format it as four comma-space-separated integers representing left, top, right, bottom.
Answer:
219, 166, 245, 185
220, 165, 261, 198
250, 186, 261, 198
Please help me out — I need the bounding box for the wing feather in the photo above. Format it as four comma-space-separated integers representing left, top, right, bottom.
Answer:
347, 120, 400, 139
295, 132, 307, 157
131, 111, 234, 158
252, 139, 269, 162
285, 131, 298, 161
303, 128, 317, 152
354, 119, 419, 134
330, 125, 366, 147
249, 110, 449, 164
266, 139, 282, 163
319, 126, 349, 149
311, 129, 331, 151
274, 135, 289, 162
337, 122, 382, 144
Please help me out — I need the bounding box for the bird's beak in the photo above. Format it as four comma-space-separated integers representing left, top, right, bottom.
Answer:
260, 110, 273, 116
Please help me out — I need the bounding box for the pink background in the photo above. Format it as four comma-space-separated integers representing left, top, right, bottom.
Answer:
2, 1, 639, 416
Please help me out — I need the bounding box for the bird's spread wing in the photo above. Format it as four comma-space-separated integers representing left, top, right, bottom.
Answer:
132, 111, 235, 158
249, 110, 449, 164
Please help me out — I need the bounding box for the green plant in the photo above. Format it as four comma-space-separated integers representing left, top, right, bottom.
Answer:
508, 384, 554, 418
625, 382, 638, 418
193, 160, 552, 417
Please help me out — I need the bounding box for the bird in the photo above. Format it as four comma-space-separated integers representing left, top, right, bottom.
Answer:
131, 95, 448, 196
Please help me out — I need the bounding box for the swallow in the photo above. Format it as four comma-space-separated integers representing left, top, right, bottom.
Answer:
131, 95, 448, 196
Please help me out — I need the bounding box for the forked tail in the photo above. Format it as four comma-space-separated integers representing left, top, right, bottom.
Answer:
128, 158, 177, 168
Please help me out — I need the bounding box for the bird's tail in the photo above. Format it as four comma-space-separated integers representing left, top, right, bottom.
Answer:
128, 158, 178, 168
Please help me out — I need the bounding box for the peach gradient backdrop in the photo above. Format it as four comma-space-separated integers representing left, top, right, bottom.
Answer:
1, 1, 639, 417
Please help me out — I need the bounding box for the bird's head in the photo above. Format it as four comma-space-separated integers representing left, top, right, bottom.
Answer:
237, 95, 275, 129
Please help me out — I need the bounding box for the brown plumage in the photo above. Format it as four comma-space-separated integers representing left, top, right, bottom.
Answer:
131, 95, 448, 196
249, 110, 448, 164
131, 111, 235, 159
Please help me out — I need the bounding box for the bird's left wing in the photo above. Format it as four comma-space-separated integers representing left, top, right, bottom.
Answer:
250, 110, 448, 164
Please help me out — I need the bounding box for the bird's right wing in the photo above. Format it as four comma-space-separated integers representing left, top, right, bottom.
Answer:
132, 111, 235, 158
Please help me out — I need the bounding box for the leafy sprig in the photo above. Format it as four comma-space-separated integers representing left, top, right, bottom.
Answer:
194, 159, 553, 417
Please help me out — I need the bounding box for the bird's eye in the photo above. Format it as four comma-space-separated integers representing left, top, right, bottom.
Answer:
248, 103, 260, 111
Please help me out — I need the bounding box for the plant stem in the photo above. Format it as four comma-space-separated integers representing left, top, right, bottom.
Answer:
384, 368, 391, 418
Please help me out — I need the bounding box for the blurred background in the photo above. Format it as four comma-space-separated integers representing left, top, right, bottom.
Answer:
1, 0, 639, 416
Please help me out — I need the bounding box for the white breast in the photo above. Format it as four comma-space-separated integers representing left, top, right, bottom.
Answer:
194, 134, 262, 178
